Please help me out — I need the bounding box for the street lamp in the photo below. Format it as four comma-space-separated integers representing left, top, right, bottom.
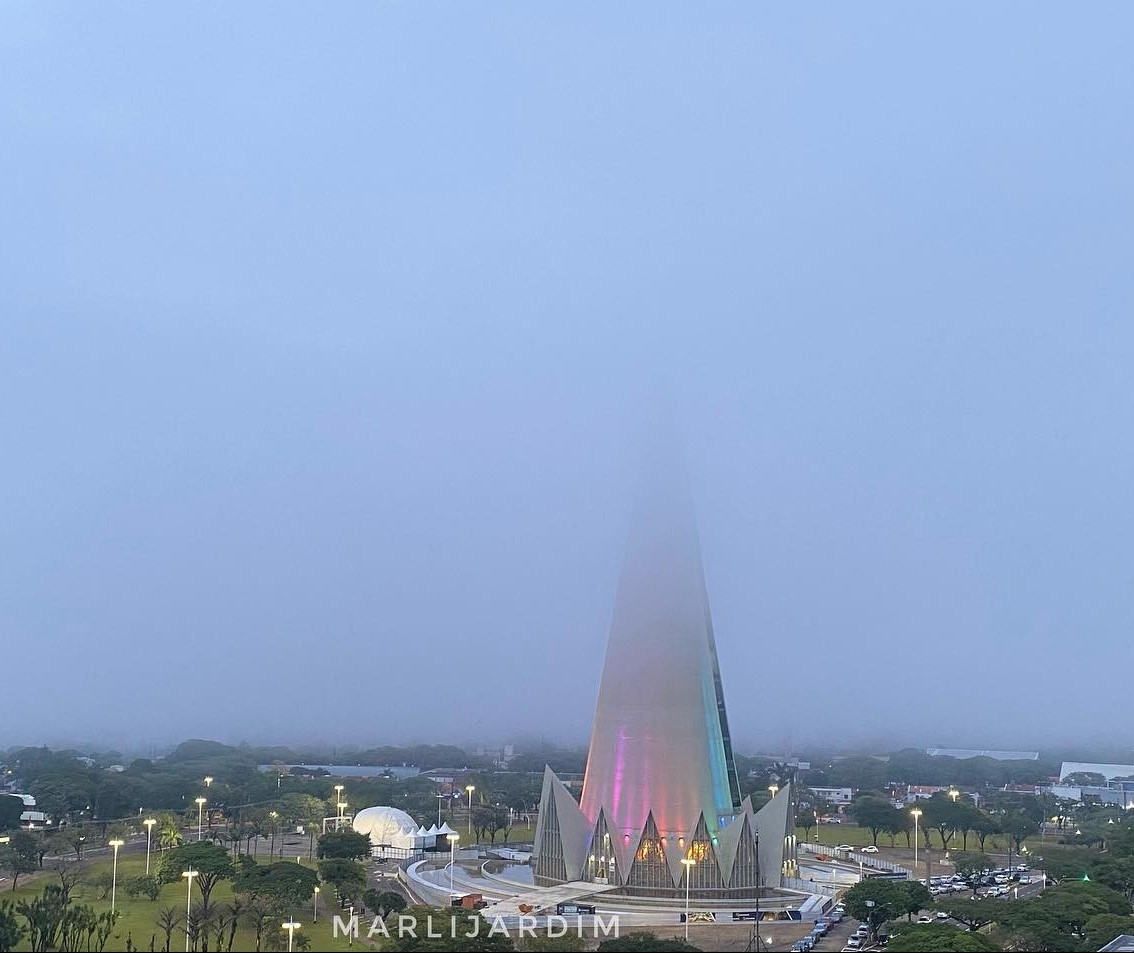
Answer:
466, 785, 476, 841
182, 869, 199, 953
334, 785, 345, 818
314, 885, 320, 922
768, 785, 779, 798
143, 818, 157, 875
337, 803, 348, 830
449, 833, 460, 900
282, 920, 302, 953
911, 808, 923, 871
195, 797, 208, 842
680, 857, 696, 941
949, 788, 959, 803
203, 776, 214, 789
435, 793, 445, 826
269, 810, 279, 858
109, 839, 125, 915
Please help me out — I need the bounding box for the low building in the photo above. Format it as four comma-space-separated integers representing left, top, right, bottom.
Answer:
905, 785, 949, 803
808, 786, 853, 805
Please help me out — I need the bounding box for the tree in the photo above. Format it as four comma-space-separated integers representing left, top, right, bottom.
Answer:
933, 897, 1000, 933
596, 934, 699, 952
971, 811, 999, 854
1064, 772, 1108, 786
317, 858, 367, 904
895, 880, 933, 921
847, 796, 901, 848
155, 907, 183, 953
16, 884, 67, 953
1000, 811, 1039, 868
232, 857, 318, 911
1093, 857, 1134, 903
124, 875, 162, 901
798, 806, 819, 842
0, 798, 23, 834
919, 793, 968, 851
1084, 913, 1134, 951
362, 888, 407, 917
277, 793, 327, 858
158, 842, 233, 909
886, 923, 1000, 952
316, 829, 371, 860
58, 903, 98, 953
0, 832, 39, 892
840, 880, 905, 936
157, 813, 183, 850
222, 899, 244, 953
0, 901, 25, 953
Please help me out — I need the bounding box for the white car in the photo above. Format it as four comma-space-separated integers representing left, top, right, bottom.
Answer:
846, 939, 863, 950
936, 911, 950, 920
862, 845, 879, 853
836, 844, 854, 852
918, 915, 934, 924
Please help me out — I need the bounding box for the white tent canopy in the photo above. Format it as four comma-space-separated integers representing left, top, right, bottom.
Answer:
352, 806, 421, 852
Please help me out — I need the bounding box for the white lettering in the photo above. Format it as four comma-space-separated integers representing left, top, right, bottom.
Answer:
332, 915, 358, 939
593, 914, 619, 938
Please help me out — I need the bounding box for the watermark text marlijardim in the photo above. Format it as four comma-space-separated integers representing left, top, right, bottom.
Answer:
333, 913, 619, 940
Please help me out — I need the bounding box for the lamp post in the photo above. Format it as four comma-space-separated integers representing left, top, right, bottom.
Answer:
143, 818, 157, 875
269, 810, 279, 859
109, 839, 124, 915
195, 797, 208, 842
337, 803, 348, 831
204, 776, 214, 789
282, 921, 301, 953
768, 785, 779, 799
435, 793, 445, 826
182, 869, 199, 953
911, 808, 923, 873
314, 885, 320, 922
680, 857, 696, 941
466, 785, 476, 841
334, 785, 345, 819
449, 833, 460, 901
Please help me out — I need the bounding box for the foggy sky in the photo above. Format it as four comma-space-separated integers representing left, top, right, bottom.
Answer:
4, 3, 1134, 755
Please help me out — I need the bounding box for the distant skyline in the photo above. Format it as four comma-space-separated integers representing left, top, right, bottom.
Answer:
4, 3, 1134, 750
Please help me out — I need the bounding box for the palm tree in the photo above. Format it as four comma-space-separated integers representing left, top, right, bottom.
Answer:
157, 813, 183, 851
223, 899, 244, 953
155, 907, 183, 953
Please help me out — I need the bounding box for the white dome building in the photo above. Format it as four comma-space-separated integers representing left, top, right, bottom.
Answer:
352, 806, 425, 854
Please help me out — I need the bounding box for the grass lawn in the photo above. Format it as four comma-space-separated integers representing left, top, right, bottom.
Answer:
3, 853, 357, 952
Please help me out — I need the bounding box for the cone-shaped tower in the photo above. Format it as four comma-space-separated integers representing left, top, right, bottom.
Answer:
532, 427, 795, 898
579, 434, 741, 844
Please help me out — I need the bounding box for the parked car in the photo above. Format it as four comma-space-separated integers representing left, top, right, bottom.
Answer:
846, 938, 863, 950
837, 844, 854, 851
917, 915, 934, 924
862, 845, 879, 853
